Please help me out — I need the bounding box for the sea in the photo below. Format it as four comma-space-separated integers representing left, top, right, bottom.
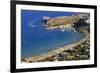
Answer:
21, 10, 82, 57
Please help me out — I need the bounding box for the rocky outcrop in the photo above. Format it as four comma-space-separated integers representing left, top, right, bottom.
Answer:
42, 13, 90, 31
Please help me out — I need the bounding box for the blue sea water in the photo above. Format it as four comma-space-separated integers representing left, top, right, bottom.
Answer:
21, 10, 82, 57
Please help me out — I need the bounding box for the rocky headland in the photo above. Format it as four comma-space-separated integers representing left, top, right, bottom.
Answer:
42, 13, 90, 31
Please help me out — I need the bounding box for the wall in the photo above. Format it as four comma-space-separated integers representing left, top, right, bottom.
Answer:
0, 0, 99, 73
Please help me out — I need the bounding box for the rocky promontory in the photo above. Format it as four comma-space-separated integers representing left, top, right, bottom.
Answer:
42, 13, 90, 32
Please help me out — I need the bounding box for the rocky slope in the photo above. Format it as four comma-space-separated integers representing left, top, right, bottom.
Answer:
42, 13, 90, 31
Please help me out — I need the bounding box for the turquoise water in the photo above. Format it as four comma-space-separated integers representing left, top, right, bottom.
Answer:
21, 10, 82, 57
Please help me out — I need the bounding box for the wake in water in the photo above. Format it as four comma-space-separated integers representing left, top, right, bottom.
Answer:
27, 18, 41, 28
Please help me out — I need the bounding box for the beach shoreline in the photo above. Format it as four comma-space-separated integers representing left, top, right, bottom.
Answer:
22, 31, 89, 63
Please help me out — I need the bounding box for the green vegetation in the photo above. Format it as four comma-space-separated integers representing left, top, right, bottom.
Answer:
37, 39, 90, 62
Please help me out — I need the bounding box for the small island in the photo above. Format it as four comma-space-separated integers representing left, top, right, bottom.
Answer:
22, 13, 90, 63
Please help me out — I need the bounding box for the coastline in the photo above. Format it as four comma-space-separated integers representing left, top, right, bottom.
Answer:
22, 31, 89, 63
22, 13, 90, 63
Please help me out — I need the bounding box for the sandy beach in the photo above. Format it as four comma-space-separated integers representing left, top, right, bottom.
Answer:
23, 31, 89, 63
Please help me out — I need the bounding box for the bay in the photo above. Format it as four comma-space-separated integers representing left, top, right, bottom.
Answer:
21, 10, 82, 57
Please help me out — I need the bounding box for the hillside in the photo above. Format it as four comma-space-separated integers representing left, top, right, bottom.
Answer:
42, 13, 90, 31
